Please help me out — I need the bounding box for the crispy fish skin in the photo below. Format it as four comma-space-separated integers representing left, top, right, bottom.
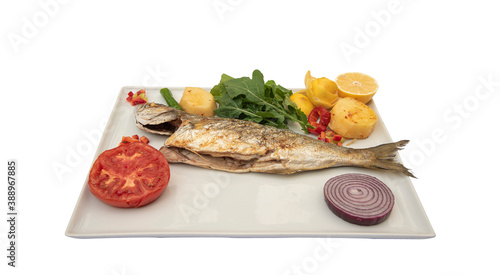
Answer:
135, 103, 414, 177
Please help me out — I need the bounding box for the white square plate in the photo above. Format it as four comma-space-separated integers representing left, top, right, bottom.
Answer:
65, 87, 435, 238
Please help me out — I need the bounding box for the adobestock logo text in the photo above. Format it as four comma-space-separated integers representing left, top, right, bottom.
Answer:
51, 119, 107, 183
401, 74, 499, 169
7, 0, 70, 54
339, 0, 405, 63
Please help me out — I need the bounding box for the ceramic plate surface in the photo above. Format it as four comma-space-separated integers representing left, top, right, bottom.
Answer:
66, 87, 435, 238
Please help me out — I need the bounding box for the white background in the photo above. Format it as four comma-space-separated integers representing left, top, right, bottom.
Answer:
1, 0, 500, 274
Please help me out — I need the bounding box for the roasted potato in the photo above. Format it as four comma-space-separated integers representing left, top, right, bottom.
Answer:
179, 87, 217, 117
328, 97, 377, 139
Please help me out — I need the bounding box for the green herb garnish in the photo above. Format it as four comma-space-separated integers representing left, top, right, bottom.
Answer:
210, 70, 311, 134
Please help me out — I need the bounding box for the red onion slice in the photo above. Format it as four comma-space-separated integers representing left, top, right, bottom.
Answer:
324, 173, 394, 226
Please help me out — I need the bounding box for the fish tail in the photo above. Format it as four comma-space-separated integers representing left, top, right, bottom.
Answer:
364, 140, 415, 178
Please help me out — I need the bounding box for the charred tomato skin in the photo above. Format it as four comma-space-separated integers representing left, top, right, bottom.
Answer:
88, 142, 170, 208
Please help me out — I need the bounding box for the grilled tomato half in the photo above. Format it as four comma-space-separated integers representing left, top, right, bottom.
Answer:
88, 142, 170, 208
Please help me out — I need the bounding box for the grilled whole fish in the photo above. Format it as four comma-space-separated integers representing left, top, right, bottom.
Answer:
135, 103, 414, 177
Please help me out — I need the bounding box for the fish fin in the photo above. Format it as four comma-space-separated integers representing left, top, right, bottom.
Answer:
365, 140, 416, 178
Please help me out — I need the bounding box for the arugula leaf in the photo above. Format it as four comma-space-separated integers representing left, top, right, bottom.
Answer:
210, 69, 311, 133
210, 73, 234, 101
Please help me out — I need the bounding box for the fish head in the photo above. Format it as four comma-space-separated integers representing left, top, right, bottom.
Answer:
135, 102, 183, 136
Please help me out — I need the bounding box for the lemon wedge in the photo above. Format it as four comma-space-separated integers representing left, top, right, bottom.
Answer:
305, 71, 339, 110
335, 72, 378, 104
290, 92, 315, 116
